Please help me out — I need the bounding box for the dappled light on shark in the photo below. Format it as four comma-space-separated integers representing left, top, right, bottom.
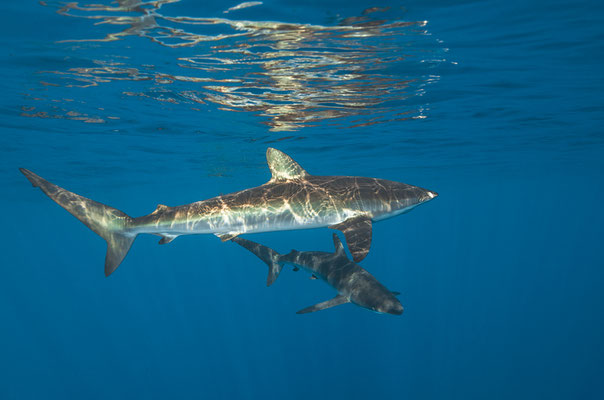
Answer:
20, 148, 437, 277
26, 0, 446, 131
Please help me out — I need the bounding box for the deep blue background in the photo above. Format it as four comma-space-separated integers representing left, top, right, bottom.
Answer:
1, 1, 603, 399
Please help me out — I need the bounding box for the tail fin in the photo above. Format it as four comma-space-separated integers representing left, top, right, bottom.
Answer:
231, 237, 283, 286
20, 168, 136, 277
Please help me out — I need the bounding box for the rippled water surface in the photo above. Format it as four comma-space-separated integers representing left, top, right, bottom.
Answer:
1, 1, 603, 399
14, 0, 445, 132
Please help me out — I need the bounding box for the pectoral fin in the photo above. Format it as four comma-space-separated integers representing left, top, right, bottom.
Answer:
329, 215, 372, 262
296, 295, 349, 314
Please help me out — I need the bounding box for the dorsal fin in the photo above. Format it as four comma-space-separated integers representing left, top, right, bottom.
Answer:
332, 233, 347, 258
266, 148, 308, 182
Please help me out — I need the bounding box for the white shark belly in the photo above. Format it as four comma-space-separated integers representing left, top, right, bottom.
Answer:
219, 211, 341, 234
132, 208, 343, 236
370, 204, 419, 221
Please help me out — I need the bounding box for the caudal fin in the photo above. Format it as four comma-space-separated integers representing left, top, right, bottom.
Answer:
20, 168, 136, 277
231, 237, 283, 286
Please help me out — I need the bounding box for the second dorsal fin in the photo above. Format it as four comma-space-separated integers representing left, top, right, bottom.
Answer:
152, 204, 169, 214
266, 148, 308, 182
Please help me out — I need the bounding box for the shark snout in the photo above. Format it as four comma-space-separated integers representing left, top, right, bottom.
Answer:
389, 301, 404, 315
420, 190, 438, 203
376, 299, 403, 315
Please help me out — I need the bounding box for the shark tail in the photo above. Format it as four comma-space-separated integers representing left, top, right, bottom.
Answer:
20, 168, 136, 277
231, 237, 283, 286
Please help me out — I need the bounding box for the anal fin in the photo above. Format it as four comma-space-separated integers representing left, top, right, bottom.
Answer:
329, 214, 372, 263
296, 295, 349, 314
215, 233, 240, 242
158, 234, 178, 245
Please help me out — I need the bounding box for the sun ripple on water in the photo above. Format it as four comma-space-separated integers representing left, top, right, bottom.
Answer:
26, 0, 448, 131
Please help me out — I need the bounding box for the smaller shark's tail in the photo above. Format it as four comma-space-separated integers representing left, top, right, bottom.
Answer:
20, 168, 136, 277
231, 237, 283, 286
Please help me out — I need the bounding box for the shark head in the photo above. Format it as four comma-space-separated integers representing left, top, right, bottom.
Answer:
351, 285, 404, 315
365, 293, 403, 315
384, 179, 438, 216
374, 297, 404, 315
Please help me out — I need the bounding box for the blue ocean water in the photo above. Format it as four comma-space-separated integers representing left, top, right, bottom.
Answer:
1, 0, 603, 398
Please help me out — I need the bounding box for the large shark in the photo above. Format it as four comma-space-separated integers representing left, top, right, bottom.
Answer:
232, 234, 403, 315
20, 148, 437, 276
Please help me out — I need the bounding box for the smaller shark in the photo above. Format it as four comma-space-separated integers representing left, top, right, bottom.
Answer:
232, 234, 403, 315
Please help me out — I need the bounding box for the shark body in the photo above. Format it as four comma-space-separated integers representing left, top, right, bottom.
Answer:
20, 148, 437, 276
232, 234, 403, 315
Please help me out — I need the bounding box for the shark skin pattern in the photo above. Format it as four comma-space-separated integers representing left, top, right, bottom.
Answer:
20, 148, 437, 277
232, 234, 403, 315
